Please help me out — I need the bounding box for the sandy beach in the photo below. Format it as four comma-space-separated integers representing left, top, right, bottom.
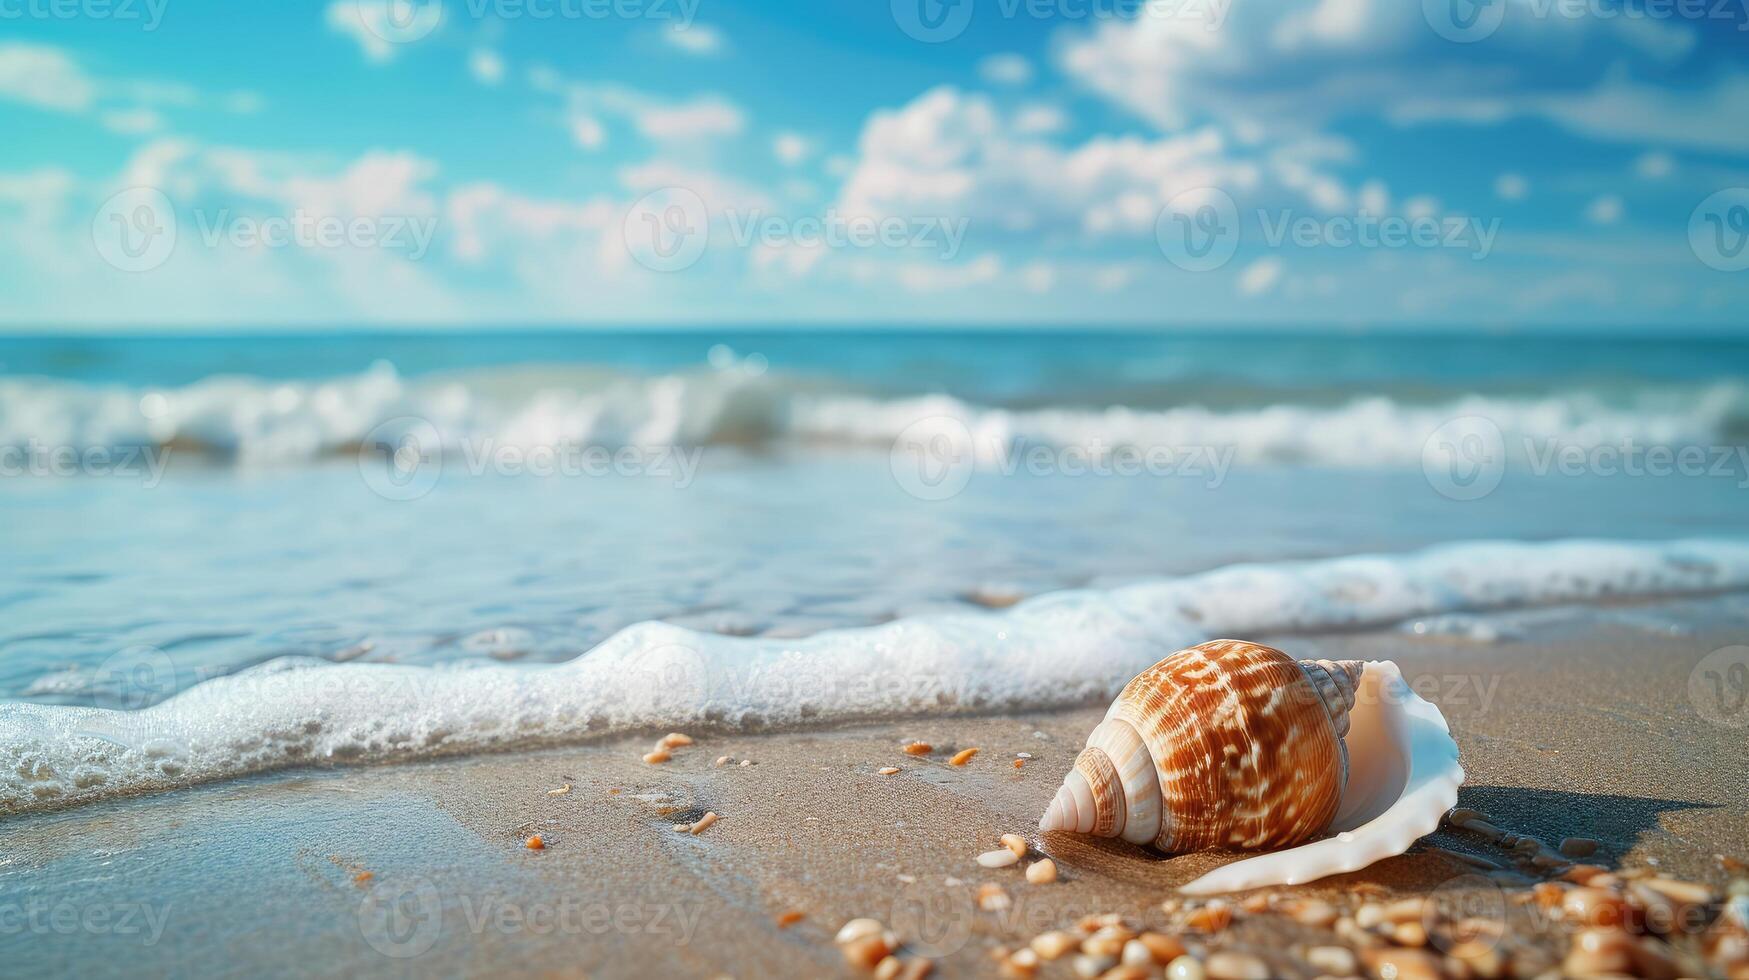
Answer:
5, 596, 1747, 978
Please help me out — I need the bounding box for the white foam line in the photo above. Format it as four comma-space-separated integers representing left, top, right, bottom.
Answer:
4, 537, 1748, 816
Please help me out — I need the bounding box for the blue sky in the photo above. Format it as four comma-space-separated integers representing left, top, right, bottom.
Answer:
2, 0, 1748, 329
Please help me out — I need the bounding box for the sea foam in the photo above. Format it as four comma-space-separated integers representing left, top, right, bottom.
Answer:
4, 537, 1747, 816
1, 363, 1741, 467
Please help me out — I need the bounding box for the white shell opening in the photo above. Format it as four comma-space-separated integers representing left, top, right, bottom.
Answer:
1177, 660, 1463, 895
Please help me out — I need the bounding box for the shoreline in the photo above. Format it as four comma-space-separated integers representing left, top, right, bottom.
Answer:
4, 599, 1748, 977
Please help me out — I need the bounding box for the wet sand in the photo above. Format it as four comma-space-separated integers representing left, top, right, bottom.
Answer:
3, 598, 1747, 978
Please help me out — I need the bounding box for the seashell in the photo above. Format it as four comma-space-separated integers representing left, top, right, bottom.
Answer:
1038, 639, 1462, 894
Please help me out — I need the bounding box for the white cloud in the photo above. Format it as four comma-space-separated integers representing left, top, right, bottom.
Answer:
470, 50, 505, 86
1019, 261, 1056, 293
979, 54, 1032, 86
635, 97, 743, 141
0, 43, 98, 112
1092, 264, 1134, 291
1608, 16, 1696, 64
570, 115, 606, 151
896, 254, 1002, 293
837, 87, 1280, 242
99, 108, 164, 136
1011, 104, 1066, 136
324, 0, 423, 63
1494, 173, 1529, 201
1634, 151, 1674, 180
530, 71, 747, 148
1586, 194, 1624, 225
773, 132, 812, 166
1395, 71, 1749, 155
1237, 256, 1283, 296
664, 24, 724, 55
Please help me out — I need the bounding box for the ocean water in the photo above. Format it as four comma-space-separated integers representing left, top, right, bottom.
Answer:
2, 330, 1748, 813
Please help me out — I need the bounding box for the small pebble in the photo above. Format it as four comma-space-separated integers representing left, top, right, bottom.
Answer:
1164, 954, 1205, 980
643, 748, 671, 765
547, 784, 570, 796
524, 835, 544, 850
659, 732, 693, 748
1120, 940, 1154, 968
1305, 945, 1356, 975
949, 747, 979, 766
842, 934, 894, 971
879, 767, 901, 775
978, 849, 1020, 869
777, 910, 804, 928
1001, 834, 1028, 858
1072, 953, 1115, 978
976, 882, 1012, 911
1030, 931, 1077, 960
835, 918, 884, 945
1559, 836, 1600, 858
1025, 858, 1057, 884
671, 823, 689, 832
1284, 898, 1338, 927
1183, 901, 1232, 932
688, 811, 718, 835
1204, 951, 1268, 980
1137, 933, 1186, 964
1361, 947, 1442, 980
903, 741, 932, 756
714, 756, 731, 767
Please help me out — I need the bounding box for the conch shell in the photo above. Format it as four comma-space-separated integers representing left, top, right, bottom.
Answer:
1039, 639, 1463, 894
